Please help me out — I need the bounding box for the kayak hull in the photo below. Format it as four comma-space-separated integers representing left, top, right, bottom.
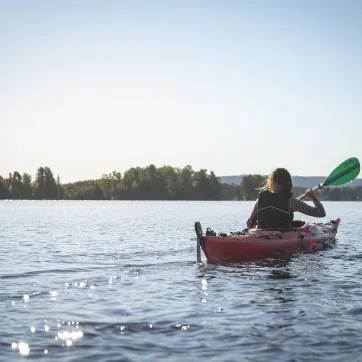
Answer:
194, 218, 340, 264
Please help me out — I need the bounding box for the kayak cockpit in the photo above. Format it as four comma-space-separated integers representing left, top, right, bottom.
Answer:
249, 220, 309, 233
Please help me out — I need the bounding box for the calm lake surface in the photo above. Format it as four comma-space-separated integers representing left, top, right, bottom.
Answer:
1, 200, 362, 361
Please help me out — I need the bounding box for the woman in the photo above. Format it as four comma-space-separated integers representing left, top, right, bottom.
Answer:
247, 168, 326, 229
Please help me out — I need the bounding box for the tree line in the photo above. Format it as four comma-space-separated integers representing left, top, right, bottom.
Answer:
0, 166, 361, 201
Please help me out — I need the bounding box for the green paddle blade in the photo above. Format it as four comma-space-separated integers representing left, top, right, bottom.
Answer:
323, 157, 360, 187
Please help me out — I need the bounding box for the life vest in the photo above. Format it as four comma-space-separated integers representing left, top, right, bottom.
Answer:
257, 190, 293, 229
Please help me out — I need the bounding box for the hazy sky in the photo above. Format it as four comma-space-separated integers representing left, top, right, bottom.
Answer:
1, 0, 361, 182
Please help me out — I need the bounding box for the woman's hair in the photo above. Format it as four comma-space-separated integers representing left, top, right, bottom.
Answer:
262, 168, 293, 193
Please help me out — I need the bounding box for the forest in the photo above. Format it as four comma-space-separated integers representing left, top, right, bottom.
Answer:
0, 165, 361, 201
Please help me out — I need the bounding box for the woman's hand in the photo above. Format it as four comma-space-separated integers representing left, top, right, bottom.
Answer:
304, 189, 318, 201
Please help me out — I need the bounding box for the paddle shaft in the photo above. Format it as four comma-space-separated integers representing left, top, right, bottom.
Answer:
296, 184, 323, 200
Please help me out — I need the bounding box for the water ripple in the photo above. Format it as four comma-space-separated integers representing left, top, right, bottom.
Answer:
1, 200, 362, 361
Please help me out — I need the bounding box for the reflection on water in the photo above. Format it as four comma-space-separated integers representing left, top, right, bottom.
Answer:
0, 200, 362, 361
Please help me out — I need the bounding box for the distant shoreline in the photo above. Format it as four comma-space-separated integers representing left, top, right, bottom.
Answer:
220, 175, 362, 188
1, 165, 362, 201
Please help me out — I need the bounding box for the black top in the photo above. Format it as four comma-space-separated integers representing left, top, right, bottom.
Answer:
256, 189, 293, 229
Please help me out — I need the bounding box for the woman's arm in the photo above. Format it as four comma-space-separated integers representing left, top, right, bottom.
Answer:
247, 200, 258, 228
290, 197, 326, 217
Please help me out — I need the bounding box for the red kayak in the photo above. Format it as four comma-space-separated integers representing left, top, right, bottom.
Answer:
194, 218, 340, 263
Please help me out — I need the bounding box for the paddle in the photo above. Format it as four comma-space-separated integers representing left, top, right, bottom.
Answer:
297, 157, 360, 200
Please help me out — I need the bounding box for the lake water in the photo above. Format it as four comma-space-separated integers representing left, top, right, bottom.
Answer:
1, 200, 362, 361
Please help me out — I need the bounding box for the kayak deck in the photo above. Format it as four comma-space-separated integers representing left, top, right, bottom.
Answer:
194, 218, 340, 263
